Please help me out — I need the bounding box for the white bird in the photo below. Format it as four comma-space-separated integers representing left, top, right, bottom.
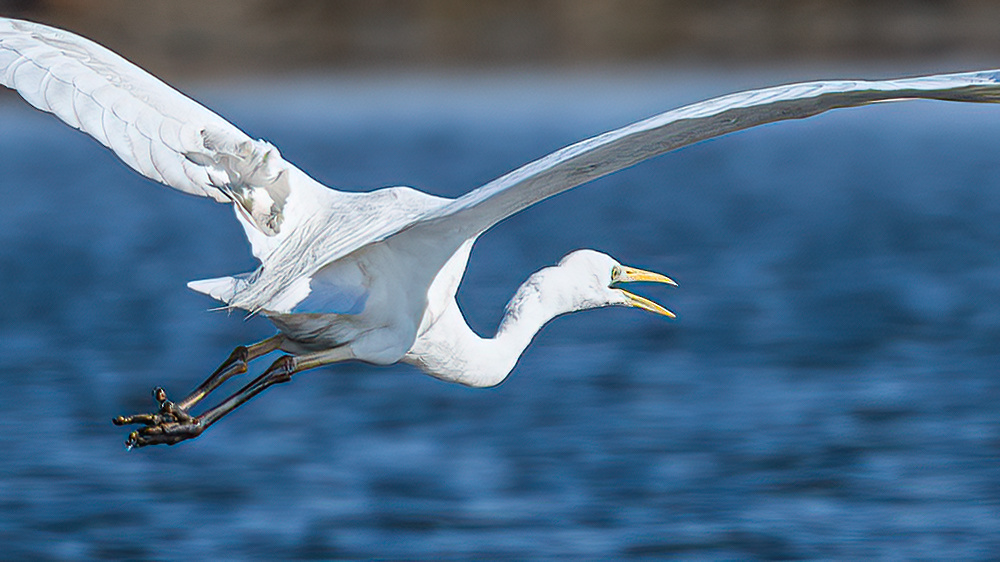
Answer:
3, 17, 1000, 448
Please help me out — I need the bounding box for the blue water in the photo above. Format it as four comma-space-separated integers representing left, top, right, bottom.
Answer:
1, 71, 999, 560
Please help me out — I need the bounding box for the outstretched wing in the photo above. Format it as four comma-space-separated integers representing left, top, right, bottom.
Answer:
0, 17, 310, 242
413, 69, 1000, 239
231, 69, 1000, 311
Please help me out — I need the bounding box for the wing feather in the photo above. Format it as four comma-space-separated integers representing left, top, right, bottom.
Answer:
231, 69, 1000, 311
128, 128, 160, 182
0, 17, 317, 242
416, 70, 1000, 239
41, 64, 82, 128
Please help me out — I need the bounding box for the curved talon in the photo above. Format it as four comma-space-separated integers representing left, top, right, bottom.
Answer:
125, 420, 205, 449
114, 386, 195, 437
115, 336, 288, 448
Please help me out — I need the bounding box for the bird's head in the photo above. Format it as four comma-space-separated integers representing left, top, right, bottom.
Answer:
555, 249, 677, 318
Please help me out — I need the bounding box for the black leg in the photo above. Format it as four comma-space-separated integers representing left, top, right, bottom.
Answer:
113, 335, 283, 428
115, 345, 351, 449
176, 335, 284, 412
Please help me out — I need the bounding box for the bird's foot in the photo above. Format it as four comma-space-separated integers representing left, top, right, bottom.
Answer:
113, 387, 205, 449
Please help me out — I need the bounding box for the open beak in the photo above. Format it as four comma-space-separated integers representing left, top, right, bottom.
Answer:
613, 265, 677, 318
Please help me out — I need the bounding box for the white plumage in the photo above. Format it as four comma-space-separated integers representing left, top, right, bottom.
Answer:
3, 16, 1000, 447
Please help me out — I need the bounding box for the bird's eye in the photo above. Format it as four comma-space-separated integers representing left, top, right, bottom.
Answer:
611, 266, 621, 281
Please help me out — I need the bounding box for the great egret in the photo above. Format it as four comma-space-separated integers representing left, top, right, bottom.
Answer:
3, 17, 1000, 448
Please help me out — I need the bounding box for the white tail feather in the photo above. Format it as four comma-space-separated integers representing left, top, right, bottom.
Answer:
187, 276, 243, 304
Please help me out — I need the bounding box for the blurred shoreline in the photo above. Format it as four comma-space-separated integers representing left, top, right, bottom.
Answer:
2, 0, 999, 80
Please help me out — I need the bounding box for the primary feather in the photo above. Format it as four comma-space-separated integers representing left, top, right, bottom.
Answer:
0, 17, 315, 249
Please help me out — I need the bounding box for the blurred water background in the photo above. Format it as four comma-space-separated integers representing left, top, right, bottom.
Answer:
2, 1, 1000, 560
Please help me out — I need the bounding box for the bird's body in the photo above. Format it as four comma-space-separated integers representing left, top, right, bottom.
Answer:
3, 16, 1000, 446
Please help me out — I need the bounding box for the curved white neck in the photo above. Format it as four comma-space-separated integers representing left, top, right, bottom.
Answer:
402, 268, 587, 387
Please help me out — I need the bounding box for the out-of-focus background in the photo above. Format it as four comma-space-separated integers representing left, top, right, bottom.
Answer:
7, 0, 1000, 73
2, 2, 1000, 560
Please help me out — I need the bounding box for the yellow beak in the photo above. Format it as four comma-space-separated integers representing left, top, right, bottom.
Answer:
613, 265, 677, 318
